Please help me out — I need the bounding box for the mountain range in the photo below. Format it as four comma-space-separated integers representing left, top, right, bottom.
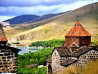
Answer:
4, 2, 98, 44
4, 15, 40, 25
4, 13, 65, 26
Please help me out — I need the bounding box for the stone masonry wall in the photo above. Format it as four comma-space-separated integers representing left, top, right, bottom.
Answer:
0, 48, 17, 73
78, 50, 98, 66
52, 49, 64, 73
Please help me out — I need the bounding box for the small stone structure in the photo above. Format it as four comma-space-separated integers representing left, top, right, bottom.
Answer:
47, 19, 98, 74
0, 23, 20, 73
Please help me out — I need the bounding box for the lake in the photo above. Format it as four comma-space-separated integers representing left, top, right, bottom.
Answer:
18, 49, 37, 54
17, 46, 38, 54
11, 45, 43, 54
11, 44, 44, 54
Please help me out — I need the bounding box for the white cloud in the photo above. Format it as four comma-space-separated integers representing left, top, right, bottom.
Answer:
56, 1, 91, 12
1, 0, 98, 7
1, 0, 78, 7
0, 7, 6, 12
0, 16, 14, 22
0, 0, 97, 21
0, 1, 91, 15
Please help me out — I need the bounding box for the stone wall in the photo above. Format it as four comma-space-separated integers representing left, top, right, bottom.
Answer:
75, 50, 98, 66
65, 37, 79, 47
0, 48, 17, 73
52, 49, 64, 73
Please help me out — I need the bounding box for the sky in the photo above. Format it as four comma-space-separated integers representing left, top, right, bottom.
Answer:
0, 0, 98, 21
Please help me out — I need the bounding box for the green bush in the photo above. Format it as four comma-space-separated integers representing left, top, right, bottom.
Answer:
18, 48, 53, 74
12, 42, 20, 44
29, 39, 64, 47
18, 67, 47, 74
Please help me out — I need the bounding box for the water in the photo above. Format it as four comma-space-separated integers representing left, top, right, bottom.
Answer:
11, 44, 44, 54
18, 46, 38, 54
10, 45, 37, 54
18, 49, 37, 55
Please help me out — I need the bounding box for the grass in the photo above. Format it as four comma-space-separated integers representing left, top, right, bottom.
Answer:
58, 60, 98, 74
4, 4, 98, 43
7, 19, 98, 44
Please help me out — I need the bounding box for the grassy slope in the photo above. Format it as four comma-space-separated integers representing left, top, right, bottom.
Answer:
5, 2, 98, 43
57, 60, 98, 74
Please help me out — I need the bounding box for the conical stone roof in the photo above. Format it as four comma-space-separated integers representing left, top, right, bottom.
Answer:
66, 21, 91, 37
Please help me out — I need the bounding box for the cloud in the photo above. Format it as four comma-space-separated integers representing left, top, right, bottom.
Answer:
0, 16, 14, 22
0, 0, 43, 7
0, 0, 98, 21
0, 1, 91, 16
0, 0, 78, 7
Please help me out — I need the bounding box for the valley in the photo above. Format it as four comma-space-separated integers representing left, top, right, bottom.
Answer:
3, 2, 98, 44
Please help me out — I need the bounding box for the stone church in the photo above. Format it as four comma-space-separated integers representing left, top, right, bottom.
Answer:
46, 20, 98, 74
0, 23, 20, 73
